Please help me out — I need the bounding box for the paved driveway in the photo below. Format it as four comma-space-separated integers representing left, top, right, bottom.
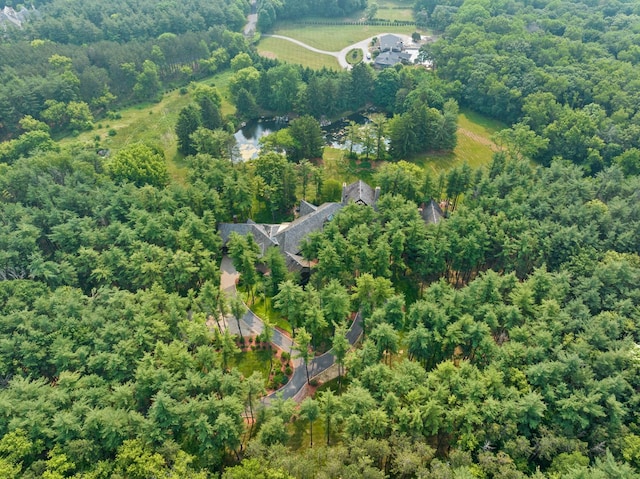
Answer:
262, 33, 416, 70
220, 255, 362, 401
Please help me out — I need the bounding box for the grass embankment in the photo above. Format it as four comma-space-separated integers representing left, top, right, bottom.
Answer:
60, 70, 236, 183
257, 37, 340, 69
238, 289, 293, 335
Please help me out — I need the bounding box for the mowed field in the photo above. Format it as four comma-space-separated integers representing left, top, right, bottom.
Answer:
257, 36, 340, 69
376, 0, 415, 21
265, 23, 420, 51
414, 110, 505, 174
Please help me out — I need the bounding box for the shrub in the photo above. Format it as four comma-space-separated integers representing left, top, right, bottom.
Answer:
108, 129, 117, 137
284, 366, 292, 375
281, 351, 290, 362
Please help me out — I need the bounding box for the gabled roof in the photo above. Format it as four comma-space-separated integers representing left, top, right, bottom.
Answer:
218, 222, 278, 255
285, 252, 308, 272
342, 180, 377, 206
379, 34, 403, 52
299, 199, 317, 217
218, 181, 383, 270
274, 202, 343, 255
420, 199, 444, 225
374, 51, 412, 68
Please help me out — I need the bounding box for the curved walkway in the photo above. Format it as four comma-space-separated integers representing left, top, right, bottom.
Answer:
220, 255, 362, 401
262, 33, 414, 70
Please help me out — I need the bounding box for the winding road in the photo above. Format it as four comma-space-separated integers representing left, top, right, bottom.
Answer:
220, 256, 362, 401
262, 33, 415, 70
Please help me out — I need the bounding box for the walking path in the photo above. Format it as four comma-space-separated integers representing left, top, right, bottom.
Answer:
220, 255, 362, 401
262, 33, 414, 70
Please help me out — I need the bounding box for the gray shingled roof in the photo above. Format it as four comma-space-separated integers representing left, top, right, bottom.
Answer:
285, 252, 308, 272
374, 51, 412, 68
379, 34, 403, 52
218, 222, 278, 255
342, 180, 376, 206
274, 202, 343, 255
218, 181, 381, 269
421, 199, 444, 225
299, 200, 318, 217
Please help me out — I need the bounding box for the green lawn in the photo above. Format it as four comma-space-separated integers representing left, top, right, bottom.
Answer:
231, 348, 274, 384
322, 109, 505, 179
60, 70, 236, 183
412, 109, 506, 174
239, 292, 293, 335
269, 23, 420, 51
258, 37, 340, 69
346, 48, 363, 65
376, 7, 415, 21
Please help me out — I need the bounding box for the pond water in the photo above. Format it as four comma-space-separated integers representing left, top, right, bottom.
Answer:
233, 113, 370, 161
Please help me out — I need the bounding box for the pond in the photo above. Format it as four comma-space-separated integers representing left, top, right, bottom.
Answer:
233, 113, 371, 161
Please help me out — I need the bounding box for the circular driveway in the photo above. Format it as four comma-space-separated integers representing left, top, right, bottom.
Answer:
262, 33, 416, 69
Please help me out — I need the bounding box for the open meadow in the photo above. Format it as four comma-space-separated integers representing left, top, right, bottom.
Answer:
413, 110, 505, 174
61, 71, 236, 182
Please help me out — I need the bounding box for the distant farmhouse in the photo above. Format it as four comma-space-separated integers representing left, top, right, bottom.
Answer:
0, 5, 37, 29
374, 34, 413, 69
219, 180, 443, 272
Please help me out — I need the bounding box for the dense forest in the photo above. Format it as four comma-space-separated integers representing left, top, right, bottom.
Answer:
418, 0, 640, 174
0, 0, 250, 140
257, 0, 368, 30
2, 0, 640, 477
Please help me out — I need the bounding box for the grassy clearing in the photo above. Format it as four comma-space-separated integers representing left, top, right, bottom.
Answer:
231, 348, 274, 383
412, 109, 506, 174
376, 7, 415, 21
321, 109, 505, 180
257, 37, 340, 69
242, 292, 293, 335
346, 48, 363, 65
269, 23, 419, 51
60, 70, 236, 183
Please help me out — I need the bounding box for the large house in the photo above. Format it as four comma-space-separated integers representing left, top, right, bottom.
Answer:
219, 181, 380, 271
379, 34, 405, 53
374, 34, 412, 69
219, 180, 444, 272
